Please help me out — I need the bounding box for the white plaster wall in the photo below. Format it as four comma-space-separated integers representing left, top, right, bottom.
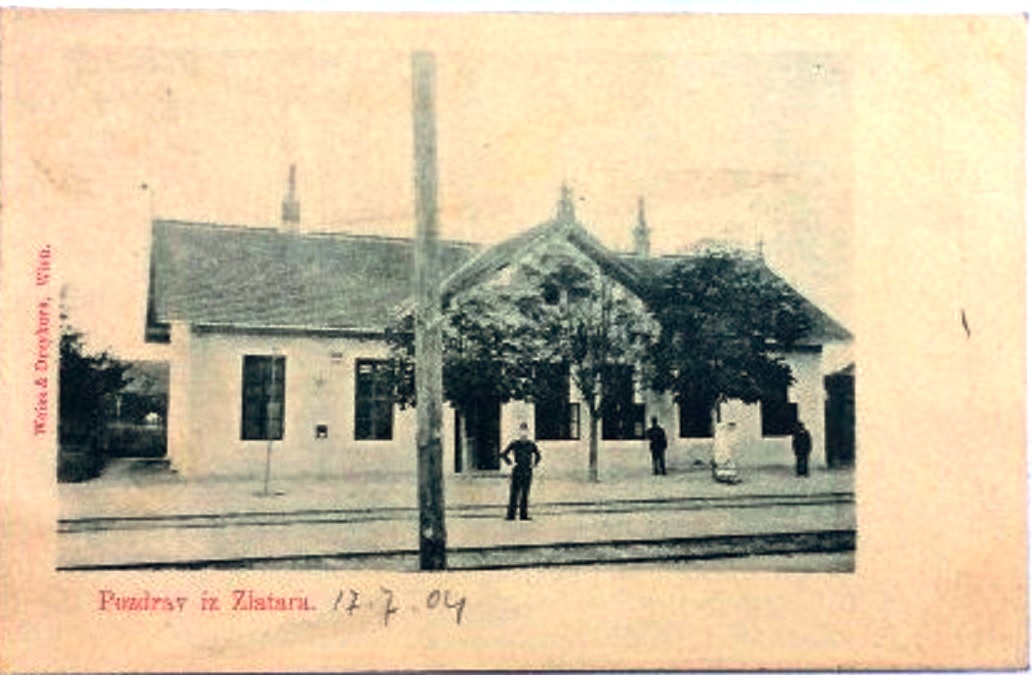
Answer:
715, 400, 785, 468
784, 349, 825, 467
166, 322, 193, 476
488, 359, 829, 480
172, 329, 452, 481
646, 390, 727, 470
705, 350, 825, 469
168, 332, 824, 479
597, 350, 828, 473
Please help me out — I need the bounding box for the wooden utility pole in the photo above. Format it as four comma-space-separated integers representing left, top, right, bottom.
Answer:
412, 51, 447, 570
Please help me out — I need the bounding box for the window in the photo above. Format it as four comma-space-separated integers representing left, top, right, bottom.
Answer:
355, 359, 394, 440
241, 355, 286, 440
761, 385, 797, 437
534, 362, 579, 440
602, 364, 645, 440
679, 393, 714, 438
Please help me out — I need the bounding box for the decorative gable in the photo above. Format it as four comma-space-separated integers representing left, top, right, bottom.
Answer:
443, 218, 648, 308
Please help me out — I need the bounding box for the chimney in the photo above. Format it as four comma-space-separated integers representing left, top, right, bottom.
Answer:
556, 181, 576, 223
633, 196, 650, 257
281, 164, 300, 233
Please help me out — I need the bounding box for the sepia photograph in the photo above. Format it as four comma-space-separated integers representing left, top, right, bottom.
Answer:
0, 8, 1024, 672
50, 32, 855, 574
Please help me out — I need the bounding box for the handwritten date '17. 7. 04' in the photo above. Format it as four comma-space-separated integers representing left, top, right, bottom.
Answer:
332, 587, 466, 626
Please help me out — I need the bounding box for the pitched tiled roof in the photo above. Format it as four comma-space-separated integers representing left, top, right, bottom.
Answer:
434, 219, 848, 344
146, 220, 479, 340
147, 219, 850, 345
616, 251, 853, 342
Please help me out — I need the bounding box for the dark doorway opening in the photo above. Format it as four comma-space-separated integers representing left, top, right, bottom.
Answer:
460, 398, 501, 471
825, 364, 855, 468
601, 364, 645, 440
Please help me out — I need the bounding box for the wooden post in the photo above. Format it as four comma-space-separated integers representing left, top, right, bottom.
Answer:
412, 51, 447, 570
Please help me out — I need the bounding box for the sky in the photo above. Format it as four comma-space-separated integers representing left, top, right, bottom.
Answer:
6, 12, 854, 359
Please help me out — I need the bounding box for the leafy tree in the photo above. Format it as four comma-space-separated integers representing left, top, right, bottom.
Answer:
389, 248, 657, 482
518, 251, 656, 482
386, 283, 537, 411
58, 323, 129, 481
647, 246, 813, 426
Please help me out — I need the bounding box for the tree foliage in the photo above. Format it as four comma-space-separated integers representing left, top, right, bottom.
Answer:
519, 251, 656, 481
647, 248, 813, 413
387, 247, 656, 481
386, 282, 538, 409
59, 324, 130, 444
58, 322, 130, 481
387, 242, 814, 479
516, 251, 655, 412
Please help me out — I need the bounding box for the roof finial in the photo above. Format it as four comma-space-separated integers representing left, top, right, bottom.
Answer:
756, 236, 765, 261
556, 181, 576, 222
633, 196, 650, 258
282, 164, 300, 232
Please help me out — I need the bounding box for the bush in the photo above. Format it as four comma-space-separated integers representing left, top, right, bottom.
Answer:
105, 423, 167, 458
57, 445, 105, 483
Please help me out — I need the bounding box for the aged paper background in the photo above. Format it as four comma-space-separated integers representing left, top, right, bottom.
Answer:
0, 11, 1026, 671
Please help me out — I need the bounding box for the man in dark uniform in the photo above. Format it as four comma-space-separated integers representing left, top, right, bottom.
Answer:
501, 422, 542, 521
645, 416, 668, 475
792, 420, 812, 477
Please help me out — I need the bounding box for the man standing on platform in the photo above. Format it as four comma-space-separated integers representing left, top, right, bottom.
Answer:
792, 420, 812, 477
645, 416, 668, 476
501, 422, 542, 521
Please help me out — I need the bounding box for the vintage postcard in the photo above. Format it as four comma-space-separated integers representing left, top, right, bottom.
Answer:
0, 9, 1025, 672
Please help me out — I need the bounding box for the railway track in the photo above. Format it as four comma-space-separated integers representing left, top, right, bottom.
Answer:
58, 528, 855, 571
59, 492, 854, 534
